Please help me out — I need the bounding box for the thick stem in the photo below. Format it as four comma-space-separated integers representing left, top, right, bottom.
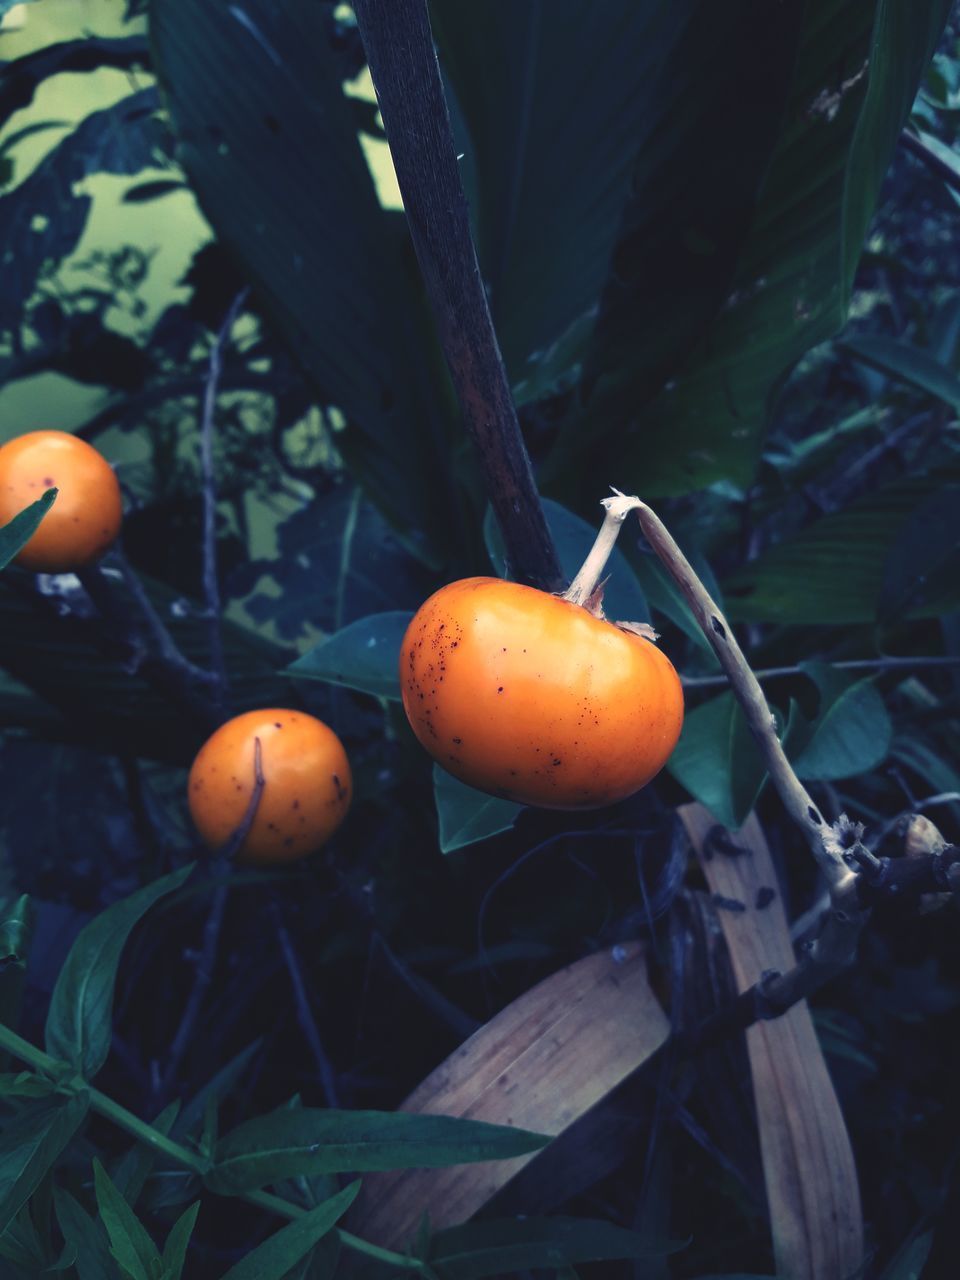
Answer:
351, 0, 562, 592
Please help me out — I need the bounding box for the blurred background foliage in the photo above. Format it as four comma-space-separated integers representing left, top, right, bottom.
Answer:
3, 0, 960, 1275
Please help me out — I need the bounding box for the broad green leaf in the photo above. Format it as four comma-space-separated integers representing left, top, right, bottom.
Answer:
53, 1187, 115, 1280
839, 334, 960, 412
111, 1101, 180, 1209
667, 691, 770, 830
217, 1182, 359, 1280
549, 0, 951, 498
45, 865, 193, 1079
879, 486, 960, 622
0, 490, 57, 571
206, 1107, 549, 1195
793, 662, 892, 781
0, 1093, 90, 1235
428, 1216, 679, 1280
432, 2, 799, 388
149, 0, 456, 559
160, 1202, 200, 1280
289, 612, 413, 701
723, 475, 960, 624
433, 765, 522, 855
484, 498, 650, 624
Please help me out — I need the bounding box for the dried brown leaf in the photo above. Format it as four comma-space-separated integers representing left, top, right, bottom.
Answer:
347, 942, 669, 1251
678, 803, 863, 1280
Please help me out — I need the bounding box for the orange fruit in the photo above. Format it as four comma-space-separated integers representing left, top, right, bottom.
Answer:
188, 709, 352, 864
400, 577, 683, 810
0, 430, 123, 572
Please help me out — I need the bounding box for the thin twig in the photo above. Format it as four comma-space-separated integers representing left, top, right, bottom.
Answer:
76, 555, 220, 726
351, 0, 562, 591
199, 289, 249, 702
681, 654, 960, 690
270, 901, 340, 1108
158, 740, 264, 1100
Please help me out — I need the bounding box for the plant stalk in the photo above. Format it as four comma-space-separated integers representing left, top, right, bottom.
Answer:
352, 0, 562, 591
0, 1021, 421, 1272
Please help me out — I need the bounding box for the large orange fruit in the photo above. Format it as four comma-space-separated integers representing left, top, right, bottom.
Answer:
188, 709, 352, 865
0, 430, 123, 572
399, 577, 683, 810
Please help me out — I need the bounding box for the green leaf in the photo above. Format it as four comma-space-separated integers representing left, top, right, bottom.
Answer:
667, 691, 770, 829
723, 475, 960, 624
484, 498, 650, 624
0, 1072, 56, 1099
841, 0, 953, 295
432, 2, 799, 389
159, 1202, 200, 1280
433, 765, 522, 854
0, 893, 33, 1053
550, 0, 951, 497
0, 490, 57, 572
44, 865, 193, 1080
149, 0, 455, 560
93, 1160, 160, 1280
793, 662, 892, 781
877, 1228, 934, 1279
172, 1040, 261, 1146
0, 894, 32, 970
206, 1107, 549, 1195
217, 1182, 360, 1280
111, 1102, 181, 1209
879, 486, 960, 623
839, 334, 960, 412
428, 1216, 679, 1280
53, 1186, 115, 1280
289, 612, 413, 701
0, 1093, 90, 1236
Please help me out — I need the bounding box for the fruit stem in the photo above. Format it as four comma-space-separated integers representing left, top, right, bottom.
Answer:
563, 490, 642, 608
627, 493, 854, 898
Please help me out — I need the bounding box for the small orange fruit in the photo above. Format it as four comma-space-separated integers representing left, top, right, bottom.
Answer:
400, 577, 683, 810
0, 430, 123, 572
188, 709, 352, 864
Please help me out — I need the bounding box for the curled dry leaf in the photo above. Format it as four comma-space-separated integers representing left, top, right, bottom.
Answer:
346, 942, 669, 1253
678, 803, 863, 1280
615, 619, 660, 642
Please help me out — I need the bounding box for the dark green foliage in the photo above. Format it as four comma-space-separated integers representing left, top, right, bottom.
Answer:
2, 0, 960, 1277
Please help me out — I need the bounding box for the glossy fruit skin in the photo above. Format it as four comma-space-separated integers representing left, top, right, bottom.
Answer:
0, 431, 123, 572
188, 709, 352, 865
400, 577, 684, 810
